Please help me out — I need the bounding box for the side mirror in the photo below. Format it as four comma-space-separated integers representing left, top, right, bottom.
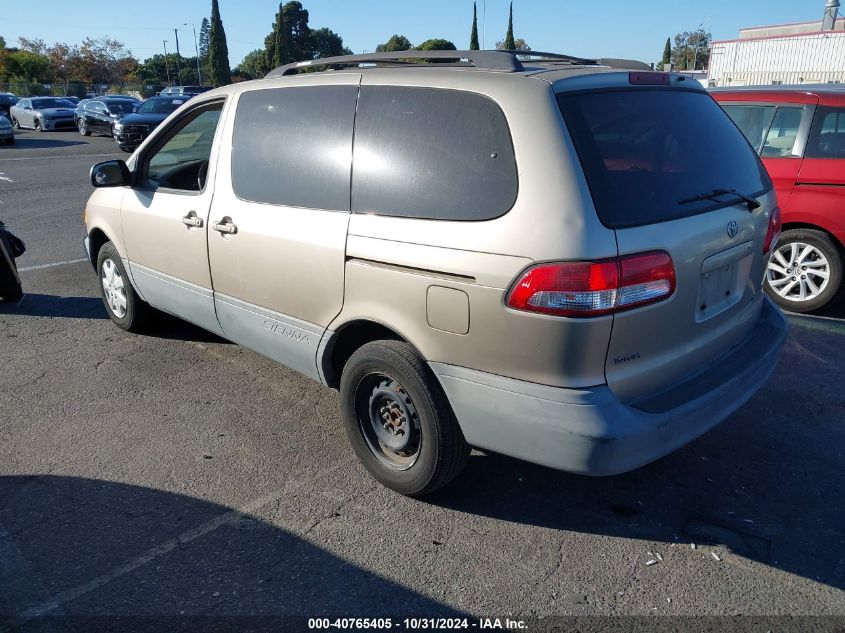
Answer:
90, 160, 130, 188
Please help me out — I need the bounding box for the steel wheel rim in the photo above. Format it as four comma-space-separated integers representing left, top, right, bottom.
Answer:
354, 373, 421, 471
101, 258, 127, 318
767, 241, 830, 302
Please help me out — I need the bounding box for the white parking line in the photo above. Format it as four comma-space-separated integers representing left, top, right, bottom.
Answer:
0, 152, 122, 163
18, 259, 87, 272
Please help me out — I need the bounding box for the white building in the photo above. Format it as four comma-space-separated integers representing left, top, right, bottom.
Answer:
708, 1, 845, 87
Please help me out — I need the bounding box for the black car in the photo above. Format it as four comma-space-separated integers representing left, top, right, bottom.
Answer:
112, 95, 189, 152
158, 86, 212, 97
77, 97, 140, 137
0, 93, 19, 119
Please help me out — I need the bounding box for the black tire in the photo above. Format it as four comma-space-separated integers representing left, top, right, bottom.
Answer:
765, 228, 844, 313
339, 340, 470, 496
78, 119, 90, 136
96, 241, 152, 332
0, 234, 22, 302
33, 119, 42, 133
11, 117, 19, 129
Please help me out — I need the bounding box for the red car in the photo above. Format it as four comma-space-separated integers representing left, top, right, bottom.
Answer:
713, 87, 845, 313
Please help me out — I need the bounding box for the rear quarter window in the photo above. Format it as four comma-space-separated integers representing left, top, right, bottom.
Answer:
806, 106, 845, 159
557, 89, 771, 229
352, 86, 518, 221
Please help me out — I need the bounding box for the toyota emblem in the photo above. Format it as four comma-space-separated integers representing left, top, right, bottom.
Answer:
727, 220, 738, 238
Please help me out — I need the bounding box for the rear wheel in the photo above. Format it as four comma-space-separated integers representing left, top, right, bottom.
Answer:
340, 340, 469, 496
96, 242, 152, 332
766, 228, 843, 313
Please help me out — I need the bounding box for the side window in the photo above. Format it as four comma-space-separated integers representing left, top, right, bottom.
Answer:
19, 100, 30, 109
352, 86, 518, 221
806, 106, 845, 159
231, 85, 358, 210
721, 104, 776, 153
761, 106, 804, 157
144, 102, 223, 192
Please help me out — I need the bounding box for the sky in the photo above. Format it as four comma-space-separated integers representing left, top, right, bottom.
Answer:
1, 0, 835, 70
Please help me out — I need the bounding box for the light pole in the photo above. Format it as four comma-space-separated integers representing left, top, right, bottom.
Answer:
183, 23, 202, 86
162, 40, 171, 86
173, 28, 183, 85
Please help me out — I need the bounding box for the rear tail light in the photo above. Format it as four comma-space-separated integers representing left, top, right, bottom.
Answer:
763, 206, 782, 255
507, 251, 675, 318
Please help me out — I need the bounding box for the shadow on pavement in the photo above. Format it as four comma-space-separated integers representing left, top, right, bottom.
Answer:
0, 293, 107, 319
5, 137, 86, 150
427, 315, 845, 593
0, 293, 231, 343
0, 475, 458, 631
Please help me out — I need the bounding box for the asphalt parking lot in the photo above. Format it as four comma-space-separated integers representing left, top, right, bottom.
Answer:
1, 130, 844, 630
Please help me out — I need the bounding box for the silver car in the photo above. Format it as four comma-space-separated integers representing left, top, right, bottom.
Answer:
9, 97, 77, 131
82, 51, 788, 496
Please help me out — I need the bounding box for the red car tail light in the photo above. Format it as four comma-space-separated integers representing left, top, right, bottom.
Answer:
507, 251, 675, 318
763, 206, 782, 255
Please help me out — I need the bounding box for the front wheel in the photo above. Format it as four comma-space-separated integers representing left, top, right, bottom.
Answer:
340, 340, 469, 496
11, 117, 19, 129
78, 119, 90, 136
765, 228, 843, 313
33, 119, 42, 132
96, 242, 152, 332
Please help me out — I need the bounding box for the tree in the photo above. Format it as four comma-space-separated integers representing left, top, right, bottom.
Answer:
265, 1, 314, 68
233, 49, 268, 80
207, 0, 231, 86
503, 2, 516, 51
658, 37, 671, 71
4, 50, 51, 82
376, 35, 412, 53
0, 37, 7, 51
470, 2, 480, 50
199, 17, 211, 61
416, 39, 457, 51
496, 38, 530, 52
311, 28, 351, 59
17, 37, 47, 56
671, 28, 711, 71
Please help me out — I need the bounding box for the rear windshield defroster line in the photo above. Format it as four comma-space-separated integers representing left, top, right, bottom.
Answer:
556, 89, 772, 229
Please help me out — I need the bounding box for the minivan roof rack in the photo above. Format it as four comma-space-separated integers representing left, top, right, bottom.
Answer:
264, 50, 651, 78
266, 50, 525, 77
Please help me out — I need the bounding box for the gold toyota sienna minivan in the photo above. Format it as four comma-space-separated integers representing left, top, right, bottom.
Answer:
84, 51, 787, 496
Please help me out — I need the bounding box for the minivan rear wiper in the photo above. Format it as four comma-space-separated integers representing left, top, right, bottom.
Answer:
678, 188, 761, 212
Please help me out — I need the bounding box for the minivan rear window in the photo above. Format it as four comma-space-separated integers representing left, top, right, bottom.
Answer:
352, 86, 517, 221
557, 90, 771, 229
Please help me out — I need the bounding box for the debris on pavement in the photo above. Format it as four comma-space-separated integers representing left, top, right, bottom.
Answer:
712, 552, 722, 562
646, 559, 658, 566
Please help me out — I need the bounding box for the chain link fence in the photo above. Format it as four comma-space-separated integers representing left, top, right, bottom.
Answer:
0, 82, 164, 99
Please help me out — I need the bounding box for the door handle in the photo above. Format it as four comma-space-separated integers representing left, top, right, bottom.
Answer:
212, 218, 237, 235
181, 213, 203, 228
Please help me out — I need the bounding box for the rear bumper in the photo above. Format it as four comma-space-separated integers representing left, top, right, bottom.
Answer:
431, 297, 787, 475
